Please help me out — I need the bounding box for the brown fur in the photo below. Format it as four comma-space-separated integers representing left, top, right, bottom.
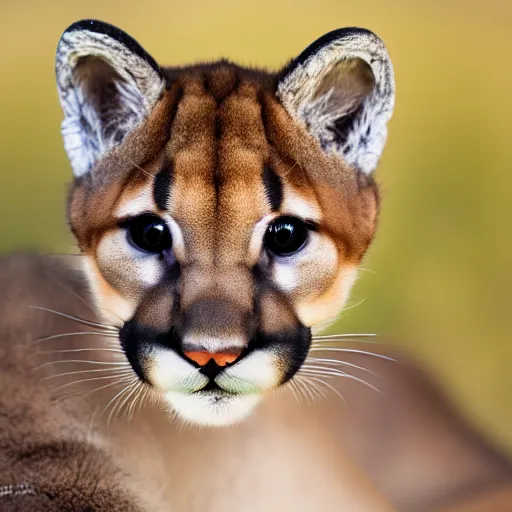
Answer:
69, 62, 378, 260
3, 20, 511, 512
67, 64, 379, 357
0, 253, 511, 511
0, 255, 143, 511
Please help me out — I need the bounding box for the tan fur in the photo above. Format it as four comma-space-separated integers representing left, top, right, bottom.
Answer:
0, 254, 511, 511
68, 65, 379, 342
3, 20, 511, 511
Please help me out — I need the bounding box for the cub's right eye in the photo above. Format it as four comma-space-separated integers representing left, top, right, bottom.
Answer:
264, 216, 309, 256
124, 214, 172, 254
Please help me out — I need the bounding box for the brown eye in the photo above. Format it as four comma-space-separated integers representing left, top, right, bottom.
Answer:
264, 216, 309, 256
126, 214, 172, 253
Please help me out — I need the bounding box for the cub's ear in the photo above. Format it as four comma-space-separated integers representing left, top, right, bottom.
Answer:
277, 28, 395, 175
56, 20, 166, 177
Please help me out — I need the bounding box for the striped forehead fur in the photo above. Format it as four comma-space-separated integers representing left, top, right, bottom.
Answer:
68, 61, 379, 264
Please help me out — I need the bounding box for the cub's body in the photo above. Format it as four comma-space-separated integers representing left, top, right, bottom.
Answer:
0, 253, 390, 511
1, 254, 511, 511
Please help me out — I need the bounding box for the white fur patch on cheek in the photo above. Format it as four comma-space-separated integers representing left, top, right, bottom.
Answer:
298, 266, 359, 327
271, 231, 337, 296
147, 347, 208, 393
83, 256, 137, 327
272, 264, 298, 294
165, 392, 262, 427
96, 230, 164, 293
216, 350, 281, 394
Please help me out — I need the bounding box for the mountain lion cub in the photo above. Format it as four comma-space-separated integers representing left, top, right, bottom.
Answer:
1, 19, 510, 512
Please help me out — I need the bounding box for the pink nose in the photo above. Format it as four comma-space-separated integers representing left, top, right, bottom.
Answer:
183, 350, 242, 367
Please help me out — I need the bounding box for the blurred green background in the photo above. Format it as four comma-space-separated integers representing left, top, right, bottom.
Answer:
1, 0, 511, 448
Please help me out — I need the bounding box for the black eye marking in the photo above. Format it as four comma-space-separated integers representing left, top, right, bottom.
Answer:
153, 160, 173, 211
264, 216, 310, 256
121, 214, 172, 254
262, 166, 283, 212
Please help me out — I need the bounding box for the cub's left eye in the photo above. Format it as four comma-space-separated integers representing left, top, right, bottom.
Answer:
125, 214, 172, 253
264, 216, 309, 256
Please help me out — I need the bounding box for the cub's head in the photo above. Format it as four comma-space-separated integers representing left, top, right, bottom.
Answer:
56, 20, 394, 426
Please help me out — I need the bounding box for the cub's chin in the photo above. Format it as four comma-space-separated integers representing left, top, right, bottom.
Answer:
164, 391, 263, 427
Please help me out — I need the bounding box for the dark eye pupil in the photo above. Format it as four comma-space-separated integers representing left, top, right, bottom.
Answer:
265, 216, 308, 255
275, 224, 294, 246
144, 223, 165, 246
127, 215, 172, 253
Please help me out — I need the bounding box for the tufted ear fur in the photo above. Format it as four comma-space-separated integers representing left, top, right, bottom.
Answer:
55, 20, 166, 177
277, 28, 395, 175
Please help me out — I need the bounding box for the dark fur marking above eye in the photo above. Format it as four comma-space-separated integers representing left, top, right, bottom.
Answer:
153, 160, 173, 211
262, 167, 283, 212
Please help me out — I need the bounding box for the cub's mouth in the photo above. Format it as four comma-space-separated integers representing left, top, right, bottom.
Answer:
119, 321, 311, 426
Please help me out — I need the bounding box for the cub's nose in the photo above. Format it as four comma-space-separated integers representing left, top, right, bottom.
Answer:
183, 349, 242, 367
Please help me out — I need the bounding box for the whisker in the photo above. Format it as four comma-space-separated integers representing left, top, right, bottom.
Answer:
298, 375, 316, 404
130, 160, 153, 178
285, 378, 302, 404
292, 377, 310, 404
358, 267, 377, 276
109, 380, 139, 425
299, 374, 346, 403
116, 381, 142, 423
42, 267, 100, 318
300, 375, 327, 400
126, 384, 143, 421
42, 366, 132, 380
52, 377, 134, 404
311, 340, 381, 347
31, 331, 118, 345
140, 385, 153, 412
104, 380, 138, 426
86, 406, 100, 442
300, 367, 382, 394
118, 382, 140, 422
35, 359, 129, 371
282, 161, 299, 177
128, 383, 147, 421
296, 375, 318, 405
37, 347, 124, 356
307, 357, 381, 377
301, 365, 348, 377
312, 333, 377, 339
338, 296, 367, 313
30, 306, 118, 332
45, 268, 128, 326
136, 386, 149, 415
51, 371, 134, 391
308, 347, 396, 362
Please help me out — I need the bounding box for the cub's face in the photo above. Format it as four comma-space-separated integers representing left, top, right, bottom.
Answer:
56, 20, 394, 426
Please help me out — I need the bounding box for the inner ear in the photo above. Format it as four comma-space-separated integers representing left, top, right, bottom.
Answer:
56, 20, 166, 178
314, 58, 375, 118
74, 56, 142, 146
277, 28, 395, 175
